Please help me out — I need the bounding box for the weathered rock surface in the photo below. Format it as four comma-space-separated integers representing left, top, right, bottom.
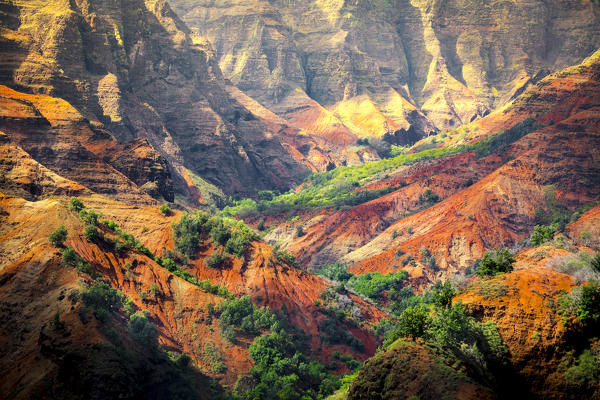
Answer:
171, 0, 600, 134
266, 49, 600, 282
0, 0, 318, 199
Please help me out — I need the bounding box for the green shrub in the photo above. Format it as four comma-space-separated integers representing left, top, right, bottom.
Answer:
84, 224, 101, 243
242, 330, 341, 400
591, 254, 600, 273
420, 189, 440, 204
432, 281, 456, 308
206, 251, 227, 269
62, 247, 77, 264
565, 349, 600, 388
210, 221, 231, 246
577, 281, 600, 326
49, 225, 68, 247
203, 342, 227, 373
346, 271, 408, 301
386, 304, 431, 342
429, 303, 481, 348
530, 223, 558, 246
477, 280, 509, 299
480, 321, 509, 361
79, 209, 101, 225
318, 263, 352, 283
81, 279, 123, 321
318, 317, 363, 350
225, 231, 250, 258
62, 247, 95, 276
217, 296, 277, 341
129, 312, 158, 349
476, 249, 515, 277
159, 204, 171, 216
68, 197, 85, 212
473, 117, 544, 158
295, 225, 305, 237
174, 353, 191, 368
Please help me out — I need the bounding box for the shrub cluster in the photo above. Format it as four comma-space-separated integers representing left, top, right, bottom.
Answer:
49, 225, 68, 247
476, 248, 515, 277
172, 211, 257, 260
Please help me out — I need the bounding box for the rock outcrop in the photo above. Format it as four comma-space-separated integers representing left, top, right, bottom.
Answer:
0, 0, 318, 199
171, 0, 600, 134
264, 49, 600, 281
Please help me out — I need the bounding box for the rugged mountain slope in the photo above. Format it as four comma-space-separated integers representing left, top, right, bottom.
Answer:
259, 49, 600, 283
0, 0, 334, 199
0, 195, 222, 399
0, 189, 384, 396
172, 0, 600, 137
0, 85, 164, 204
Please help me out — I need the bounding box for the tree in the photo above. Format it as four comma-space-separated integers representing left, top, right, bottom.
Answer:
591, 254, 600, 274
129, 312, 158, 348
432, 281, 456, 309
159, 204, 171, 216
68, 197, 85, 212
530, 223, 558, 246
393, 304, 430, 341
49, 225, 68, 247
476, 249, 515, 277
318, 263, 352, 283
206, 250, 227, 268
84, 224, 101, 243
295, 225, 304, 237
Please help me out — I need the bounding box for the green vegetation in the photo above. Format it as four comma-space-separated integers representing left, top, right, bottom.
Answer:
565, 348, 600, 391
477, 280, 509, 299
269, 243, 298, 267
205, 297, 345, 399
203, 341, 227, 374
473, 117, 544, 158
318, 263, 353, 283
159, 203, 171, 216
49, 225, 68, 247
419, 189, 440, 205
206, 250, 227, 269
241, 330, 340, 400
476, 249, 515, 277
534, 186, 572, 230
591, 254, 600, 273
432, 281, 456, 308
317, 263, 408, 304
390, 304, 430, 341
530, 223, 558, 246
68, 196, 85, 212
129, 311, 158, 348
81, 279, 124, 322
216, 296, 278, 341
318, 314, 363, 351
346, 271, 408, 301
558, 280, 600, 327
222, 146, 468, 218
218, 119, 545, 223
172, 211, 257, 260
62, 246, 95, 276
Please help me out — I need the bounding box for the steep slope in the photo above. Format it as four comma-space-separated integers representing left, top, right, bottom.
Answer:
347, 341, 496, 400
0, 85, 164, 204
257, 49, 600, 283
0, 191, 384, 392
172, 0, 600, 135
0, 0, 318, 198
0, 195, 220, 399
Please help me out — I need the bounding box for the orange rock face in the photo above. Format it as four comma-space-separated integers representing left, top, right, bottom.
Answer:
268, 50, 600, 289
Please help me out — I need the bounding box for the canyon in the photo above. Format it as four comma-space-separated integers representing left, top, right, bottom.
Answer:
1, 0, 600, 399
